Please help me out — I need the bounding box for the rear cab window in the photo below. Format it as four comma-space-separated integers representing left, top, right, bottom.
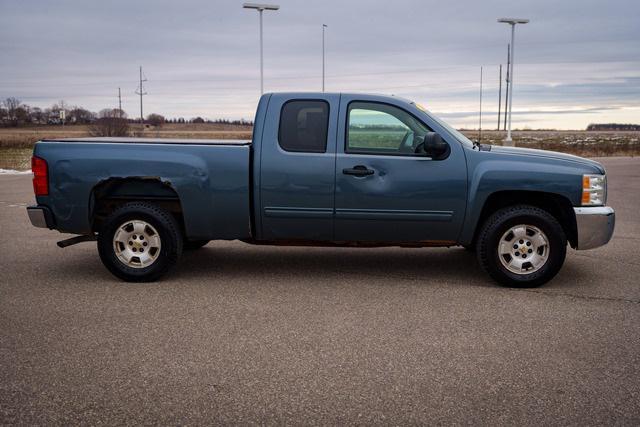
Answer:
278, 100, 330, 153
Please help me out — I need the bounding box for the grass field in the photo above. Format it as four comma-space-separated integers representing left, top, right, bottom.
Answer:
465, 130, 640, 158
0, 123, 253, 148
1, 124, 638, 170
0, 124, 253, 170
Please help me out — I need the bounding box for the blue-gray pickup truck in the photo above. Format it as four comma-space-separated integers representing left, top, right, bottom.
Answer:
27, 93, 615, 286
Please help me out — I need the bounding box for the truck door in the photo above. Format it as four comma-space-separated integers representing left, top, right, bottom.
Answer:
334, 96, 467, 243
259, 93, 339, 241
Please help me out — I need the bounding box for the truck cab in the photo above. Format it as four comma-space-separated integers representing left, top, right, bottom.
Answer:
256, 93, 466, 244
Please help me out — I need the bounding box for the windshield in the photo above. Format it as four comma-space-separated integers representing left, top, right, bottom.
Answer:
411, 102, 475, 148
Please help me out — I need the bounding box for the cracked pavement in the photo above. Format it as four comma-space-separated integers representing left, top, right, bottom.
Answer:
1, 157, 639, 424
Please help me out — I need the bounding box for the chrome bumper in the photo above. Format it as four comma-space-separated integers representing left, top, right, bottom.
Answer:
573, 206, 615, 250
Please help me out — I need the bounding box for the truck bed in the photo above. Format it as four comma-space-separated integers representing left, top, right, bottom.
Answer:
41, 137, 251, 146
34, 138, 252, 240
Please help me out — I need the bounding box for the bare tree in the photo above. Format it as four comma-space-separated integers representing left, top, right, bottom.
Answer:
29, 107, 45, 124
90, 108, 130, 137
3, 97, 22, 126
14, 106, 29, 125
98, 108, 127, 119
68, 107, 95, 124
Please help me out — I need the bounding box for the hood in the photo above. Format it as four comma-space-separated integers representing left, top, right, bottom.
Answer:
489, 145, 605, 174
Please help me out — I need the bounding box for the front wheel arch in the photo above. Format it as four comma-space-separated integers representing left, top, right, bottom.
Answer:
470, 190, 577, 249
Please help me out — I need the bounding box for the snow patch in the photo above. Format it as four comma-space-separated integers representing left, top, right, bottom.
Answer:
0, 169, 31, 175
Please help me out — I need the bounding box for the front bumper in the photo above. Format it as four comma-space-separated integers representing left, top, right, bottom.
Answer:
27, 206, 55, 229
573, 206, 615, 250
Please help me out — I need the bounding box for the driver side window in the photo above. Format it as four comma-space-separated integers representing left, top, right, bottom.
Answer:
346, 102, 431, 155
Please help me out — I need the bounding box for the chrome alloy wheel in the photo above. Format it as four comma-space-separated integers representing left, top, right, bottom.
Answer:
498, 224, 549, 275
113, 220, 161, 268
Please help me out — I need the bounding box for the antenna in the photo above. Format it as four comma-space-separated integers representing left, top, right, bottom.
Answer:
135, 66, 147, 127
503, 44, 510, 131
479, 66, 483, 144
497, 64, 502, 130
322, 24, 327, 92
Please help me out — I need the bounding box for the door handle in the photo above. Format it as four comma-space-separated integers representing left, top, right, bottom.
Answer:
342, 165, 374, 176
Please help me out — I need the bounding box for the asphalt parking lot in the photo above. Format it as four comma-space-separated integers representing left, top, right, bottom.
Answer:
1, 157, 639, 424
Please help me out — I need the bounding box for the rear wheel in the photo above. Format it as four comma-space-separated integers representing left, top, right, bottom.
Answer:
97, 202, 183, 282
476, 205, 566, 287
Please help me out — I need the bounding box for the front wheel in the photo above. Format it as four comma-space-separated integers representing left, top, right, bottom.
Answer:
476, 205, 566, 287
97, 202, 183, 282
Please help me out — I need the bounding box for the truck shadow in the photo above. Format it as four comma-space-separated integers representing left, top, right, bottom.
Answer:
174, 243, 592, 290
175, 244, 495, 288
43, 241, 589, 290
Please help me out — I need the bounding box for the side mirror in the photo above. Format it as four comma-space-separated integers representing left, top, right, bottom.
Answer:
417, 132, 450, 160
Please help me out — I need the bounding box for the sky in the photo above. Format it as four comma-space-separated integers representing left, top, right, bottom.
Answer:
0, 0, 638, 129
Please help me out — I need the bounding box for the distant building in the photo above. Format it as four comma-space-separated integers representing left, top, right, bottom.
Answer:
587, 123, 640, 131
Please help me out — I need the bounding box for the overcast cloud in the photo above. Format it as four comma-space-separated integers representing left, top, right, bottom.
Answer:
1, 0, 638, 129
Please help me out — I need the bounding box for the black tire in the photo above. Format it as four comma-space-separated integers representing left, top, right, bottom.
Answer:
184, 239, 210, 250
97, 202, 183, 282
476, 205, 566, 287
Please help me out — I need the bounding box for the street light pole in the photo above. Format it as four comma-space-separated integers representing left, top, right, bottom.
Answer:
322, 24, 327, 92
498, 18, 529, 146
243, 3, 280, 95
506, 24, 515, 143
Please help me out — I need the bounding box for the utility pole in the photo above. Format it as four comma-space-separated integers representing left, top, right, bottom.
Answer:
479, 66, 483, 144
503, 44, 510, 131
497, 64, 502, 130
118, 87, 122, 118
322, 24, 327, 92
135, 66, 147, 127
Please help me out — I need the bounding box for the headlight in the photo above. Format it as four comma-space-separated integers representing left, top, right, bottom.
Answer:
582, 174, 606, 206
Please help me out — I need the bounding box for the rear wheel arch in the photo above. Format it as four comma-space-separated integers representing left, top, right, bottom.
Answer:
90, 177, 185, 234
471, 190, 577, 249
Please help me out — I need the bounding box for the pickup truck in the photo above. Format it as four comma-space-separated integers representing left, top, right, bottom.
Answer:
27, 92, 615, 287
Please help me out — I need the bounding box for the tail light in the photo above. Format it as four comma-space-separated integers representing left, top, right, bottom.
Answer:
32, 156, 49, 196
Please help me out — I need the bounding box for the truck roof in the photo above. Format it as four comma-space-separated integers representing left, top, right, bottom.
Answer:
264, 92, 415, 105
